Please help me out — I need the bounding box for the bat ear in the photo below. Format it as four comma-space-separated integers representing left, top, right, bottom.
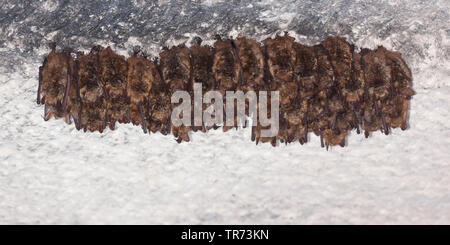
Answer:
214, 34, 222, 41
193, 36, 202, 45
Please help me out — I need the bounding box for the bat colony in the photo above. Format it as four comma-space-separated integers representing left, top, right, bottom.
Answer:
36, 34, 414, 148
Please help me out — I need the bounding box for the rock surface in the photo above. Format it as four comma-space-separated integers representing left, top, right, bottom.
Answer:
0, 0, 449, 224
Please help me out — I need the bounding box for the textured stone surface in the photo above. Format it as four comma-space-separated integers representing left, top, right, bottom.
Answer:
0, 0, 449, 224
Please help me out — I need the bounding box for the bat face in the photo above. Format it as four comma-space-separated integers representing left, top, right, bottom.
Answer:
37, 34, 414, 148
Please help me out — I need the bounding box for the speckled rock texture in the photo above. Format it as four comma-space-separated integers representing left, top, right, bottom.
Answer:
0, 0, 449, 224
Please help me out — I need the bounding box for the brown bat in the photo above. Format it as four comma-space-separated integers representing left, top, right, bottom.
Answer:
190, 37, 216, 132
213, 36, 242, 95
99, 47, 129, 129
38, 44, 73, 124
264, 34, 298, 106
126, 50, 159, 133
76, 46, 110, 132
159, 44, 192, 142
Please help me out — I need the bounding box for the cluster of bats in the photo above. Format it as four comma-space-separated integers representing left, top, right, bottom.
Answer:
37, 34, 414, 148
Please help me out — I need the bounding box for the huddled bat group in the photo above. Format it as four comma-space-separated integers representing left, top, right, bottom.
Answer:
37, 34, 414, 148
